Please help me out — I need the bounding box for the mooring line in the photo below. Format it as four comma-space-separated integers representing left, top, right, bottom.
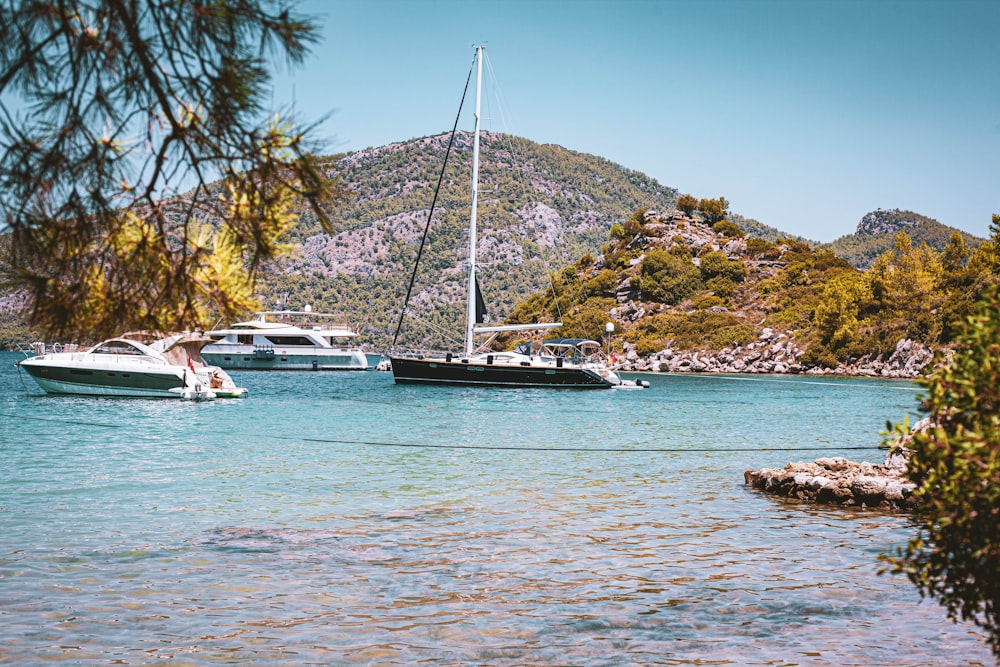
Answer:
0, 411, 884, 454
269, 434, 881, 453
327, 394, 602, 415
0, 411, 122, 428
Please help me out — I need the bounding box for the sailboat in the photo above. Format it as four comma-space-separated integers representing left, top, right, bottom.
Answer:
389, 46, 644, 390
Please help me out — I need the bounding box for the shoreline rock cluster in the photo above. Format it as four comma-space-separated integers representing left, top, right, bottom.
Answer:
617, 330, 933, 379
744, 455, 917, 510
744, 422, 927, 511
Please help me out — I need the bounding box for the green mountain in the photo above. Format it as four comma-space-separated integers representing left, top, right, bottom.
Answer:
257, 131, 680, 350
825, 208, 984, 268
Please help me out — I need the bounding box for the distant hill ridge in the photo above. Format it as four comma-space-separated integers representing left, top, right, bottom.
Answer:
856, 208, 932, 236
826, 208, 984, 269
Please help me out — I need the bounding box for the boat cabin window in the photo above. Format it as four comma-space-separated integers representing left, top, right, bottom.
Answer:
238, 335, 254, 345
264, 335, 315, 346
93, 340, 145, 355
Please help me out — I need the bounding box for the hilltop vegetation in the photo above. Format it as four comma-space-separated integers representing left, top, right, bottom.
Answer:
498, 206, 1000, 369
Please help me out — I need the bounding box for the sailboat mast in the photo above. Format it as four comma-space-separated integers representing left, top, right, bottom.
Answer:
465, 45, 484, 356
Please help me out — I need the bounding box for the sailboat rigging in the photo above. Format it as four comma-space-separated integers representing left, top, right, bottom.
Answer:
390, 45, 646, 389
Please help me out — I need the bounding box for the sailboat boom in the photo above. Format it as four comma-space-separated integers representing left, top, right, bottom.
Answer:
473, 323, 563, 334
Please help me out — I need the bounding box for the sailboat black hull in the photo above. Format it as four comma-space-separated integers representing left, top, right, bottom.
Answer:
390, 356, 614, 388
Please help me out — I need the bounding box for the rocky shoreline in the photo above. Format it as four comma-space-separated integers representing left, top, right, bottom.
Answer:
616, 329, 933, 379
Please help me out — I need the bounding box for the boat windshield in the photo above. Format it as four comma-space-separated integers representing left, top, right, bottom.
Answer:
92, 340, 147, 355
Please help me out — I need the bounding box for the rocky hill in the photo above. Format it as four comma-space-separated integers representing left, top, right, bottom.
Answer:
826, 208, 983, 268
497, 203, 999, 378
0, 132, 780, 349
254, 131, 690, 350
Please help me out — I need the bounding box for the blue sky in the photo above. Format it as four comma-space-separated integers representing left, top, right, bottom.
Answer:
272, 0, 999, 242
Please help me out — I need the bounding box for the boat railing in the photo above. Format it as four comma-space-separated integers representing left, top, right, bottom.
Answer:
390, 347, 455, 359
24, 342, 88, 356
257, 312, 356, 332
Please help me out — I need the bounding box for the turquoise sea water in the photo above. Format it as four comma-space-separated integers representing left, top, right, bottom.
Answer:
0, 350, 992, 665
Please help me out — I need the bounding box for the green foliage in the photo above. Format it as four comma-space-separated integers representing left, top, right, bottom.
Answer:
698, 197, 729, 224
745, 237, 774, 257
709, 324, 754, 349
624, 217, 643, 237
640, 249, 704, 304
634, 335, 664, 357
495, 210, 997, 369
729, 213, 789, 244
712, 220, 745, 238
940, 232, 971, 272
505, 289, 552, 328
692, 295, 726, 310
676, 194, 698, 216
0, 0, 341, 339
583, 269, 618, 297
699, 251, 746, 283
558, 299, 617, 341
625, 310, 746, 351
0, 123, 682, 350
884, 285, 1000, 657
828, 210, 985, 269
812, 271, 868, 349
799, 343, 838, 369
629, 207, 650, 225
706, 275, 738, 298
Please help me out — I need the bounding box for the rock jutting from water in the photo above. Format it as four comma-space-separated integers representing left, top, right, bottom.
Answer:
744, 420, 929, 510
744, 455, 917, 510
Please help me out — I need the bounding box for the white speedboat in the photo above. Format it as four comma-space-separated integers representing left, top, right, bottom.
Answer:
18, 332, 248, 399
201, 310, 369, 371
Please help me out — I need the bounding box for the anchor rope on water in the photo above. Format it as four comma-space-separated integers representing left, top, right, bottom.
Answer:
0, 411, 123, 428
0, 410, 884, 453
267, 433, 883, 454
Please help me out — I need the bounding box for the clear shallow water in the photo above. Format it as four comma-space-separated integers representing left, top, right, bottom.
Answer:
0, 351, 992, 665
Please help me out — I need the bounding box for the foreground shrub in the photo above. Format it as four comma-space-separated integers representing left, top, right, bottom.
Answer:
884, 286, 1000, 657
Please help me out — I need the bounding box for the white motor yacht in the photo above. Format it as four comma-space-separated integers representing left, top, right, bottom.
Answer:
18, 332, 248, 399
201, 310, 369, 371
